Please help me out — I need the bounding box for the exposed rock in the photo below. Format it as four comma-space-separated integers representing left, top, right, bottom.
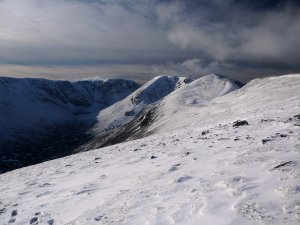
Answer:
262, 139, 272, 144
202, 130, 210, 135
233, 120, 249, 127
294, 114, 300, 119
273, 161, 293, 169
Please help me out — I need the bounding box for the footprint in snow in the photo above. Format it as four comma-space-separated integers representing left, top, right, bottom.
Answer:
30, 217, 38, 224
36, 191, 52, 198
169, 166, 178, 172
8, 218, 16, 223
18, 191, 31, 196
11, 209, 17, 217
48, 219, 54, 225
25, 181, 37, 186
94, 215, 105, 221
0, 208, 6, 215
8, 209, 18, 223
100, 174, 107, 179
38, 183, 52, 187
175, 176, 192, 183
169, 163, 181, 172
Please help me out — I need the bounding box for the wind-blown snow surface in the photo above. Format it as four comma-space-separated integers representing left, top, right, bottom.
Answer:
1, 74, 300, 225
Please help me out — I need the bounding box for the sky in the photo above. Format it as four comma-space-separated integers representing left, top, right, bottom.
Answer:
0, 0, 299, 83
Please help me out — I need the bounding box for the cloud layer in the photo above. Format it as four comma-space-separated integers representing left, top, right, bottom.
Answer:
0, 0, 299, 82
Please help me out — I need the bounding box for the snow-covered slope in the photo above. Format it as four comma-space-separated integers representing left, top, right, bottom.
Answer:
151, 74, 243, 124
81, 74, 242, 149
0, 74, 299, 225
0, 77, 139, 138
92, 76, 190, 133
0, 75, 194, 172
148, 74, 300, 134
0, 77, 139, 172
162, 74, 242, 106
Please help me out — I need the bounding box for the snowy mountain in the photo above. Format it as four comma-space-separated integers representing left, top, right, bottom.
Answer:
0, 74, 299, 225
0, 75, 244, 172
149, 74, 300, 134
75, 74, 242, 150
148, 74, 243, 132
0, 77, 140, 172
0, 77, 139, 134
89, 76, 190, 138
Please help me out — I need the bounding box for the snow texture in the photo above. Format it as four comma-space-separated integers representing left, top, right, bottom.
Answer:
0, 74, 300, 225
92, 76, 190, 134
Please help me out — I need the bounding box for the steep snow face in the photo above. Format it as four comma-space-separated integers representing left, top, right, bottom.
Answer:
0, 77, 139, 173
148, 74, 300, 134
87, 74, 243, 147
0, 77, 139, 139
66, 75, 243, 150
0, 75, 299, 225
156, 74, 242, 116
93, 76, 190, 133
167, 74, 243, 106
128, 76, 190, 105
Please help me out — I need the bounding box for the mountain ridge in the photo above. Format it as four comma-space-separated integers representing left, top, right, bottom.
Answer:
0, 77, 140, 172
0, 74, 245, 173
0, 73, 299, 225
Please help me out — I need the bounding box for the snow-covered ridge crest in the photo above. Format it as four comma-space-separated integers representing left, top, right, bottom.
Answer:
160, 73, 243, 107
136, 74, 243, 134
148, 73, 300, 134
0, 74, 243, 172
93, 75, 191, 133
130, 76, 190, 105
84, 74, 242, 149
0, 77, 140, 130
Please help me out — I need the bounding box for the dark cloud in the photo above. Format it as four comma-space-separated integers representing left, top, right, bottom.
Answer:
0, 0, 299, 82
154, 0, 300, 79
231, 0, 300, 10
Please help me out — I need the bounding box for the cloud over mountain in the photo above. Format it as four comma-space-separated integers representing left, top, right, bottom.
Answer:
0, 0, 299, 81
